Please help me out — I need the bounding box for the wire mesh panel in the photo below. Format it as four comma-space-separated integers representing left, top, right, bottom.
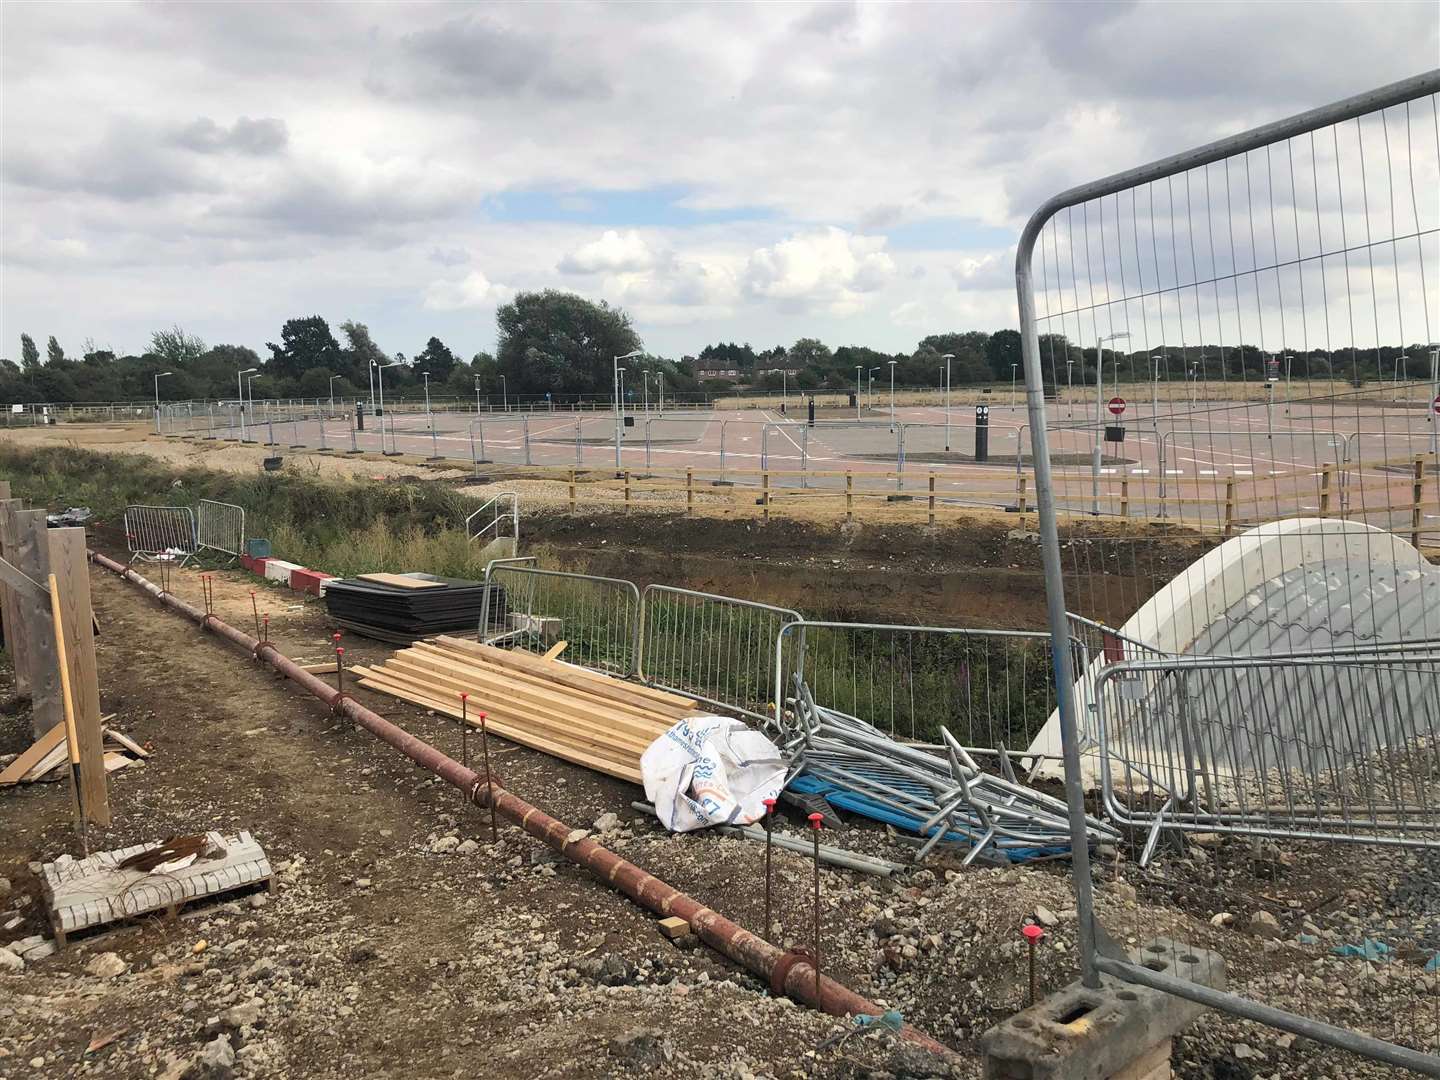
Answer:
123, 505, 198, 565
196, 499, 245, 559
481, 565, 641, 677
1096, 654, 1440, 856
775, 621, 1057, 759
637, 586, 799, 721
1015, 73, 1440, 1073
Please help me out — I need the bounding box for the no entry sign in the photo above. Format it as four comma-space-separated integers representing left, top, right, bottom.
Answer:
1433, 394, 1440, 416
1108, 397, 1127, 416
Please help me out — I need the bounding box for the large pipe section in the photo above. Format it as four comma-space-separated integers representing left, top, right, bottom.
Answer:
88, 551, 954, 1058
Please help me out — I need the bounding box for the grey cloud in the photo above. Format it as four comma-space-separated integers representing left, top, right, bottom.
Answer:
430, 246, 471, 267
173, 116, 288, 156
2, 122, 210, 201
371, 14, 610, 103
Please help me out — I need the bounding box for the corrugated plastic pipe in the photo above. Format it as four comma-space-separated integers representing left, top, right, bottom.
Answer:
88, 550, 954, 1058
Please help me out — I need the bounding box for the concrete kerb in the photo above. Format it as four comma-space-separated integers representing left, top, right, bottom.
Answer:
980, 938, 1224, 1080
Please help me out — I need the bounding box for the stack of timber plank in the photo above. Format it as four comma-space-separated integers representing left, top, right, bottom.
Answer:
350, 637, 698, 784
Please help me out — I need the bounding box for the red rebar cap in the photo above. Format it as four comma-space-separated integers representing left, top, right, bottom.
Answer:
1022, 924, 1044, 942
460, 692, 469, 701
763, 797, 777, 811
807, 812, 823, 830
336, 647, 344, 656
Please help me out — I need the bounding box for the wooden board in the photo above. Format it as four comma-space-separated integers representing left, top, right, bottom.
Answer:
541, 640, 568, 661
48, 528, 109, 826
0, 500, 33, 698
355, 573, 445, 590
0, 723, 65, 785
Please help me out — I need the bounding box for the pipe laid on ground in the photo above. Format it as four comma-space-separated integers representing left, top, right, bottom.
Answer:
88, 550, 954, 1058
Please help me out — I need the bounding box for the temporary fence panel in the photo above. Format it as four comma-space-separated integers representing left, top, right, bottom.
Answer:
1015, 70, 1440, 1073
123, 505, 198, 565
1095, 653, 1440, 859
638, 585, 799, 722
196, 499, 246, 560
775, 620, 1058, 761
480, 564, 641, 677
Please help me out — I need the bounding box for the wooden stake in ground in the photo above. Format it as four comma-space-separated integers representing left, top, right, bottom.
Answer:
48, 570, 89, 851
0, 497, 32, 697
47, 527, 110, 828
15, 510, 61, 739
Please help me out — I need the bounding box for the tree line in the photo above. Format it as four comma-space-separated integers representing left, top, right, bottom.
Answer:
4, 288, 1428, 405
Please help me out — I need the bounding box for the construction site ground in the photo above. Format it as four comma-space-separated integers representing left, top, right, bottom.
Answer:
0, 549, 1434, 1079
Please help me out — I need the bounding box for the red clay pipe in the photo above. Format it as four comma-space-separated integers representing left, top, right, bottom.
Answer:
86, 550, 955, 1059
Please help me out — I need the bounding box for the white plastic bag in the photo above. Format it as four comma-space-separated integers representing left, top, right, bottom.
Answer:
641, 716, 786, 833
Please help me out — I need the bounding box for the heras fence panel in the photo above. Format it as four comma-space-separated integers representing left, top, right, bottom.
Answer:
1014, 71, 1440, 1075
196, 499, 245, 560
637, 585, 799, 722
479, 565, 641, 678
123, 505, 198, 565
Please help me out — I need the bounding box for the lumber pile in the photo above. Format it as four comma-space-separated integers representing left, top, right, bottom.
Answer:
0, 719, 147, 786
351, 637, 698, 783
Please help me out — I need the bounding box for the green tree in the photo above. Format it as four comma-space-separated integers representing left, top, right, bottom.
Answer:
20, 334, 40, 371
266, 316, 342, 382
338, 320, 387, 387
788, 338, 832, 370
150, 325, 206, 368
414, 336, 459, 381
496, 290, 642, 396
46, 336, 65, 365
985, 329, 1022, 381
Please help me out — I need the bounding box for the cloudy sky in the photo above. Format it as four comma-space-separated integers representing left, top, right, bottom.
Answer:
2, 1, 1437, 364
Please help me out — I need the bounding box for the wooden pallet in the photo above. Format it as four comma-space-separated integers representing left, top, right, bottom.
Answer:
352, 638, 697, 784
41, 831, 272, 947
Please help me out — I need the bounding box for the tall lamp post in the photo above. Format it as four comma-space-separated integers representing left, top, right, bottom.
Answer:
245, 372, 261, 440
1149, 352, 1164, 434
1010, 362, 1019, 410
377, 361, 401, 455
614, 349, 643, 470
367, 359, 376, 414
499, 375, 508, 413
854, 366, 862, 421
420, 371, 432, 416
941, 353, 955, 450
237, 366, 257, 442
1066, 359, 1075, 418
474, 374, 483, 414
887, 359, 897, 432
1429, 343, 1439, 457
328, 374, 342, 411
1093, 331, 1130, 514
154, 371, 173, 408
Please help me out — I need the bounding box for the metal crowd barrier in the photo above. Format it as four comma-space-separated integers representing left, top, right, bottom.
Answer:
123, 505, 198, 567
479, 564, 642, 677
196, 499, 245, 562
638, 585, 800, 722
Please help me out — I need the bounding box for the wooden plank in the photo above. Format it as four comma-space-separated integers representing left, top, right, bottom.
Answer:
658, 916, 690, 939
300, 661, 339, 674
406, 642, 691, 726
0, 723, 64, 785
0, 500, 31, 697
353, 665, 649, 767
14, 511, 61, 739
23, 741, 68, 781
355, 573, 445, 589
436, 637, 698, 712
48, 528, 109, 826
541, 640, 568, 661
353, 673, 643, 783
380, 656, 664, 750
101, 727, 150, 759
103, 752, 133, 774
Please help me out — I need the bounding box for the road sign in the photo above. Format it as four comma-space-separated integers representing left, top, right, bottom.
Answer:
1433, 394, 1440, 416
1108, 397, 1126, 416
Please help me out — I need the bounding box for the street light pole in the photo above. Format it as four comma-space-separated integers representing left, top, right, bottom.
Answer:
1093, 331, 1130, 515
329, 374, 342, 411
499, 375, 507, 413
421, 371, 431, 416
474, 375, 482, 414
1149, 353, 1163, 434
782, 369, 788, 414
245, 373, 260, 441
1010, 362, 1018, 409
941, 353, 954, 450
613, 349, 642, 470
1066, 359, 1075, 419
237, 366, 257, 442
854, 366, 862, 421
868, 367, 878, 411
154, 371, 173, 409
368, 359, 375, 414
887, 359, 897, 432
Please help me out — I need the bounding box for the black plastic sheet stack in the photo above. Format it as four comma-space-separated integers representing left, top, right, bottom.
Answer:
324, 574, 507, 644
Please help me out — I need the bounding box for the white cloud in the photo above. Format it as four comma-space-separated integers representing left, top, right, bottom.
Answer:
423, 270, 513, 312
557, 229, 657, 274
743, 228, 896, 315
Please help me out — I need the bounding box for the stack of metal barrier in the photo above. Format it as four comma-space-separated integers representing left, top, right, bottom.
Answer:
781, 675, 1119, 865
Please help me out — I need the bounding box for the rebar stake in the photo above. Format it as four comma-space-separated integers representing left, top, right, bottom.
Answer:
479, 710, 496, 841
1022, 923, 1044, 1006
335, 647, 345, 694
808, 811, 823, 999
250, 591, 261, 639
762, 796, 777, 943
460, 692, 470, 769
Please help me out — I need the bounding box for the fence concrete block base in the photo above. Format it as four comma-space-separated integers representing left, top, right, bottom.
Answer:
979, 938, 1223, 1080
